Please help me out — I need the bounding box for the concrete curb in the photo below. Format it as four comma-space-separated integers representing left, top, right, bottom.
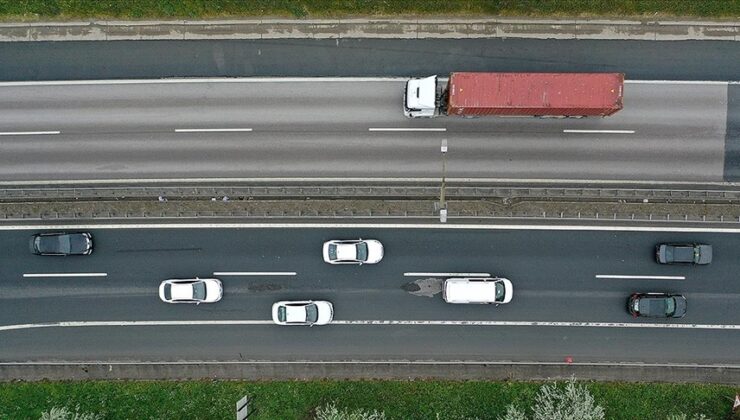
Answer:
0, 17, 737, 42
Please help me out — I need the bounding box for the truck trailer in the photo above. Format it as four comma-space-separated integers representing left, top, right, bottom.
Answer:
404, 72, 624, 118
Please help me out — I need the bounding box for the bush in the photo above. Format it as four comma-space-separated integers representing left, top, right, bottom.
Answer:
315, 402, 386, 420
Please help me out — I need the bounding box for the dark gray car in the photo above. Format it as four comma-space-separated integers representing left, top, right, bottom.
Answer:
30, 232, 93, 256
627, 293, 687, 318
655, 243, 711, 265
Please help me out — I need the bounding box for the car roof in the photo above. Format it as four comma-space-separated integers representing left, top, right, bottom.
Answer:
170, 282, 196, 300
335, 243, 358, 260
285, 305, 307, 323
444, 278, 502, 302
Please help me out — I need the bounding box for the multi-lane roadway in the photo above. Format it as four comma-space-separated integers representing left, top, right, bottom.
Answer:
0, 79, 738, 183
1, 225, 739, 365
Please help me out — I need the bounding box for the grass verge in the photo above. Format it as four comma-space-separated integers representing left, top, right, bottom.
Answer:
0, 380, 737, 419
0, 0, 738, 21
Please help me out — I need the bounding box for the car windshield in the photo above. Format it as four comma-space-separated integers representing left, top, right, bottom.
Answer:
495, 282, 505, 300
356, 243, 368, 261
163, 284, 172, 301
305, 304, 319, 323
664, 297, 676, 316
192, 282, 206, 301
327, 244, 338, 260
277, 306, 287, 322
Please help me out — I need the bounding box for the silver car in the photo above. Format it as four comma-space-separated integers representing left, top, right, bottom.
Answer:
159, 278, 223, 304
322, 239, 384, 264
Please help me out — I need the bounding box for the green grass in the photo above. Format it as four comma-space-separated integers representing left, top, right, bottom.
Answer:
0, 380, 737, 419
0, 0, 738, 20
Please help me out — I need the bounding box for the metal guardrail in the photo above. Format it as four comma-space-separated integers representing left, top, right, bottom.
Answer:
1, 183, 739, 223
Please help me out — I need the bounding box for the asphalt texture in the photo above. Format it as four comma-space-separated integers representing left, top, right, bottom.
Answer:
0, 39, 739, 82
725, 84, 740, 181
0, 227, 739, 364
0, 79, 732, 182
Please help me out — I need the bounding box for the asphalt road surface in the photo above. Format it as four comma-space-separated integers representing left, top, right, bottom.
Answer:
1, 226, 739, 365
0, 79, 737, 183
1, 39, 739, 81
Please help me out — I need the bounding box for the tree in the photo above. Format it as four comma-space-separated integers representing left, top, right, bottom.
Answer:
531, 378, 605, 420
499, 377, 605, 420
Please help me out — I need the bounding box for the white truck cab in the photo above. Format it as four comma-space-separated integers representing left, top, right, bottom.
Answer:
403, 75, 438, 118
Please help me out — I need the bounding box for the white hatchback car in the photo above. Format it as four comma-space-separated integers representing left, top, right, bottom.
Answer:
322, 239, 384, 264
272, 300, 334, 326
159, 278, 223, 304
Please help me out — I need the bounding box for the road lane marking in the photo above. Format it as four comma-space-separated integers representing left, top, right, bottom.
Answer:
595, 275, 685, 280
331, 320, 740, 329
213, 272, 296, 276
2, 319, 738, 332
563, 129, 635, 134
0, 131, 60, 136
368, 128, 446, 132
4, 223, 740, 233
175, 128, 253, 133
23, 273, 108, 278
0, 79, 733, 87
404, 272, 490, 277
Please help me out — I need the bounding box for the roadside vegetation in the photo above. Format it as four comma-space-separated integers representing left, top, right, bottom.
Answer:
1, 379, 737, 419
0, 0, 738, 21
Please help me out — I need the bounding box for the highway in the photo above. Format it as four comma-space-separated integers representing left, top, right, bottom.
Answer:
1, 225, 739, 365
0, 79, 737, 183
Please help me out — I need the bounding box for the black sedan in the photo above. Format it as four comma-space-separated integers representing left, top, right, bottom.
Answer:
627, 293, 687, 318
655, 243, 712, 265
30, 232, 93, 256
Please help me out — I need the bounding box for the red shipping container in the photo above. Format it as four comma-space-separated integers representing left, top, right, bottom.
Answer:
446, 72, 624, 117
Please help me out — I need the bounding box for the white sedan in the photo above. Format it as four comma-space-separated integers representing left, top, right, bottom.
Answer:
322, 239, 384, 264
158, 278, 223, 304
272, 300, 334, 326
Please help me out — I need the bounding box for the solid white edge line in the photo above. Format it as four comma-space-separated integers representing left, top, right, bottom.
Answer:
0, 131, 60, 136
563, 129, 635, 134
596, 275, 685, 280
213, 272, 296, 276
2, 223, 740, 233
175, 128, 253, 133
404, 272, 491, 277
22, 273, 108, 278
1, 319, 739, 332
1, 360, 739, 369
368, 128, 447, 132
0, 78, 735, 88
0, 77, 409, 87
0, 177, 734, 186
